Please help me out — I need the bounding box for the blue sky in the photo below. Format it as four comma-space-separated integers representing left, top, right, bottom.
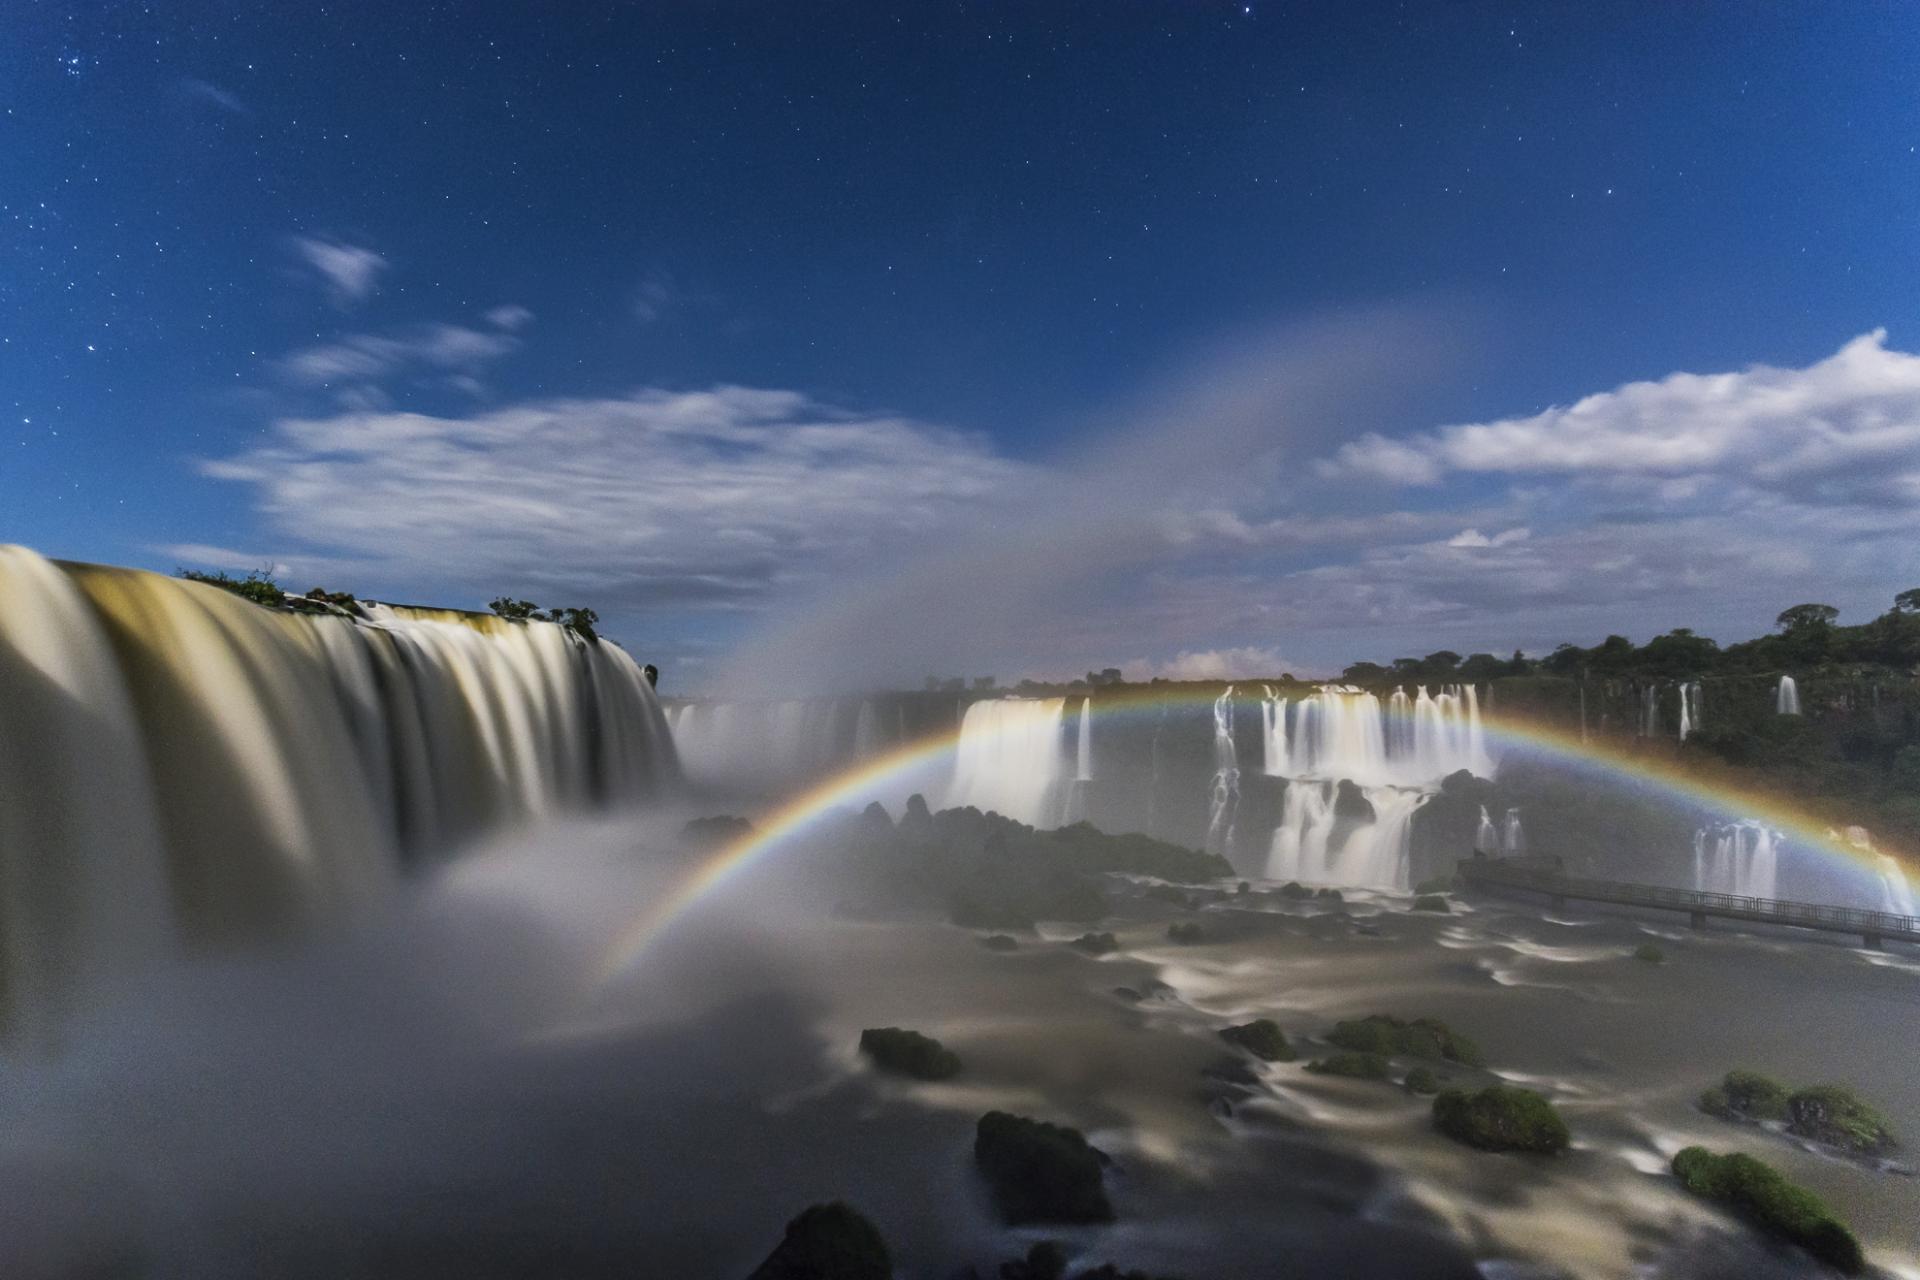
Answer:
6, 2, 1920, 685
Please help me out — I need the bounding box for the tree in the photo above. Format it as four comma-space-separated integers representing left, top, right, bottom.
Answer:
1342, 661, 1390, 683
177, 567, 286, 608
489, 597, 541, 621
1776, 603, 1838, 633
1894, 588, 1920, 615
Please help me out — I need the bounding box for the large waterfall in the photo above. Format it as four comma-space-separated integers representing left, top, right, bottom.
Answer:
945, 697, 1070, 827
1261, 685, 1491, 890
1692, 821, 1781, 899
1776, 675, 1801, 715
0, 548, 676, 1040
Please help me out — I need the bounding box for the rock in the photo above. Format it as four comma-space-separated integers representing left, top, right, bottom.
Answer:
1671, 1146, 1863, 1274
1403, 1065, 1442, 1095
1305, 1052, 1392, 1080
981, 934, 1021, 952
1217, 1018, 1294, 1062
1326, 1014, 1484, 1066
1700, 1069, 1789, 1121
1633, 942, 1665, 964
1143, 884, 1192, 909
858, 1028, 961, 1081
998, 1241, 1068, 1280
747, 1202, 892, 1280
1411, 894, 1451, 913
1279, 881, 1312, 900
858, 801, 895, 835
973, 1111, 1113, 1225
1786, 1085, 1896, 1155
1070, 932, 1118, 955
1432, 1085, 1569, 1153
1314, 887, 1344, 902
1333, 779, 1375, 822
1165, 921, 1206, 945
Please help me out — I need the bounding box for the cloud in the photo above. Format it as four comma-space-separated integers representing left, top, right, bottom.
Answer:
290, 236, 388, 306
1445, 527, 1530, 548
180, 78, 248, 115
485, 304, 535, 331
198, 387, 1034, 617
1119, 646, 1298, 682
280, 324, 521, 387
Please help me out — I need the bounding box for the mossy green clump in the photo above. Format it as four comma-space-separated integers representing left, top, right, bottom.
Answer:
1787, 1084, 1896, 1155
1403, 1065, 1442, 1095
1432, 1084, 1569, 1153
1700, 1069, 1789, 1122
1305, 1051, 1392, 1080
177, 566, 287, 608
1633, 942, 1665, 964
1218, 1018, 1295, 1062
1411, 894, 1451, 913
981, 933, 1021, 952
1166, 921, 1206, 945
1326, 1014, 1484, 1067
1670, 1146, 1863, 1273
974, 1111, 1113, 1225
1070, 931, 1119, 955
858, 1028, 961, 1081
747, 1201, 892, 1280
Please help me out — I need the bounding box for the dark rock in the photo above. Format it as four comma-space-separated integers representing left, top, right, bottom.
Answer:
1432, 1085, 1569, 1153
1279, 881, 1312, 900
1333, 779, 1375, 822
973, 1111, 1113, 1225
1403, 1065, 1442, 1095
1671, 1146, 1862, 1273
1218, 1018, 1294, 1062
1786, 1085, 1896, 1155
1700, 1069, 1789, 1121
1070, 932, 1119, 955
1411, 894, 1451, 913
858, 1028, 961, 1081
1632, 942, 1665, 963
1165, 921, 1206, 945
981, 934, 1021, 952
747, 1202, 892, 1280
1305, 1052, 1392, 1080
999, 1241, 1068, 1280
1326, 1014, 1484, 1066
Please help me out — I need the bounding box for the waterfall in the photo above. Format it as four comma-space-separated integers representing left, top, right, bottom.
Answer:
1206, 687, 1240, 856
945, 698, 1069, 827
1475, 805, 1500, 853
1640, 685, 1660, 737
1075, 696, 1093, 782
1266, 781, 1335, 882
1578, 681, 1589, 744
853, 699, 882, 760
0, 548, 677, 1039
671, 696, 878, 791
1692, 821, 1780, 898
1877, 856, 1917, 915
1501, 807, 1525, 854
1677, 682, 1702, 741
1776, 675, 1801, 715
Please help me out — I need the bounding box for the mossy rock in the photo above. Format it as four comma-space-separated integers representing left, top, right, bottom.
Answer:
1305, 1051, 1392, 1080
1314, 887, 1345, 902
1632, 942, 1665, 964
1671, 1146, 1863, 1273
1279, 881, 1312, 900
1701, 1069, 1789, 1121
973, 1111, 1113, 1225
1144, 883, 1193, 908
1403, 1065, 1442, 1095
1787, 1084, 1896, 1155
1166, 921, 1206, 945
1218, 1018, 1295, 1062
747, 1201, 892, 1280
1432, 1085, 1569, 1153
1411, 894, 1451, 913
1070, 931, 1119, 955
981, 934, 1021, 952
1235, 881, 1252, 896
858, 1028, 961, 1081
1326, 1014, 1484, 1067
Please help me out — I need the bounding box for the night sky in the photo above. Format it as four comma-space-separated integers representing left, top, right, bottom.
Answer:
7, 2, 1920, 684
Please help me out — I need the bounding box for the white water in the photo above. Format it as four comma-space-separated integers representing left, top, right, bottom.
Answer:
1833, 826, 1918, 915
1776, 675, 1801, 715
1692, 820, 1780, 899
1075, 695, 1093, 782
1677, 682, 1702, 741
1501, 807, 1526, 854
0, 548, 676, 1041
1475, 805, 1500, 853
944, 697, 1069, 827
1206, 687, 1240, 856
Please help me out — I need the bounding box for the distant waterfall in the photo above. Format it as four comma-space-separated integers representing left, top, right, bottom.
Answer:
1475, 805, 1500, 853
945, 698, 1069, 827
1677, 682, 1702, 741
1075, 696, 1094, 782
1640, 685, 1660, 737
1501, 807, 1526, 854
1206, 687, 1240, 856
1878, 856, 1917, 915
0, 548, 676, 1040
1776, 675, 1801, 715
669, 696, 891, 792
1693, 821, 1781, 899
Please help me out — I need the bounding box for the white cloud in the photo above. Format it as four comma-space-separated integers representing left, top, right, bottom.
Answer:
290, 236, 388, 306
280, 324, 520, 387
633, 276, 677, 324
180, 78, 248, 115
484, 304, 535, 331
1446, 527, 1529, 548
1119, 646, 1297, 682
199, 387, 1033, 613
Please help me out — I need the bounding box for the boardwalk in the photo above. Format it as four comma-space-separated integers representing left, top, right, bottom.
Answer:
1457, 856, 1920, 949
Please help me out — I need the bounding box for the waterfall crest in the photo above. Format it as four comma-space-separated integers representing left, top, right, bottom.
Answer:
1776, 675, 1801, 715
945, 698, 1070, 827
0, 549, 676, 1037
1692, 821, 1780, 898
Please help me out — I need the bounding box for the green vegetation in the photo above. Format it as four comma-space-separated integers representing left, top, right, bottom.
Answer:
1787, 1084, 1896, 1155
1671, 1147, 1863, 1273
488, 596, 541, 621
973, 1111, 1113, 1225
176, 566, 286, 607
487, 596, 600, 640
1326, 1014, 1485, 1067
1217, 1018, 1294, 1062
1165, 921, 1206, 945
1411, 894, 1451, 913
1403, 1065, 1442, 1095
1700, 1070, 1790, 1122
1305, 1051, 1392, 1080
981, 933, 1021, 952
747, 1202, 892, 1280
1432, 1085, 1569, 1153
1633, 942, 1665, 964
858, 1027, 961, 1081
1070, 932, 1118, 955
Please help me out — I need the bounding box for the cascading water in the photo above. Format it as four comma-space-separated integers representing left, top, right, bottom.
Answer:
945, 698, 1069, 827
1206, 687, 1240, 856
1834, 826, 1918, 915
1677, 682, 1702, 741
669, 696, 877, 793
1776, 675, 1801, 715
1501, 807, 1525, 854
0, 548, 677, 1040
1076, 696, 1094, 782
1475, 805, 1500, 854
1692, 821, 1781, 899
1261, 684, 1491, 889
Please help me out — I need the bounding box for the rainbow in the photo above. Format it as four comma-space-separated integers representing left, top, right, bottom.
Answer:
595, 689, 1907, 986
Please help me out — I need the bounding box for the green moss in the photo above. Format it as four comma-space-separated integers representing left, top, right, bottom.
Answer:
176, 567, 286, 608
858, 1028, 961, 1081
1305, 1051, 1392, 1080
1325, 1014, 1484, 1067
1069, 931, 1119, 955
1166, 921, 1206, 945
1633, 942, 1665, 964
747, 1201, 892, 1280
1218, 1018, 1294, 1062
1787, 1084, 1896, 1154
1403, 1065, 1442, 1095
1670, 1146, 1863, 1273
1701, 1070, 1789, 1121
973, 1111, 1113, 1225
1411, 894, 1451, 913
1432, 1085, 1569, 1154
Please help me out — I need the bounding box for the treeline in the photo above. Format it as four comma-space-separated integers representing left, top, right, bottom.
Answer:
1343, 590, 1920, 685
174, 569, 602, 642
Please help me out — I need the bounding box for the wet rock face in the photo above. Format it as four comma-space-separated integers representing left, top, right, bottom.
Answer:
973, 1111, 1113, 1225
1785, 1086, 1897, 1155
747, 1202, 892, 1280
